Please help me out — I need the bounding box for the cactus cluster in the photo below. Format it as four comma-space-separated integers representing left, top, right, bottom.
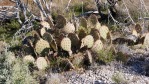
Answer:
21, 14, 112, 70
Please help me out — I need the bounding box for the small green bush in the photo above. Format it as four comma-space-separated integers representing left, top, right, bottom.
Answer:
96, 49, 115, 64
0, 49, 38, 84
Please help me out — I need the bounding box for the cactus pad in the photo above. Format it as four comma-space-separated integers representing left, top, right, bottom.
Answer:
42, 32, 53, 44
55, 15, 67, 29
91, 39, 103, 53
61, 37, 72, 52
77, 26, 88, 40
35, 38, 50, 54
95, 22, 101, 30
88, 14, 98, 28
50, 40, 58, 51
40, 28, 46, 36
99, 25, 109, 40
90, 28, 100, 41
80, 17, 87, 28
23, 55, 35, 63
36, 57, 48, 70
40, 21, 50, 29
81, 35, 94, 48
68, 33, 80, 51
62, 22, 75, 34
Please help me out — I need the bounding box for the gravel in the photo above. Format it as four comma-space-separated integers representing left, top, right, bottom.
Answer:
56, 61, 149, 84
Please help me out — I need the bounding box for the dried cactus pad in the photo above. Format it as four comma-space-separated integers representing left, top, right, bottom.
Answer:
81, 35, 94, 48
143, 33, 149, 48
99, 25, 109, 40
36, 57, 48, 70
80, 17, 87, 28
91, 39, 103, 53
23, 55, 35, 63
63, 22, 75, 34
35, 39, 50, 54
55, 15, 67, 28
88, 14, 98, 28
61, 37, 71, 52
40, 21, 50, 29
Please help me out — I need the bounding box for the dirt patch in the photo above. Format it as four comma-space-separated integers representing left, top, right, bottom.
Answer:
0, 0, 15, 6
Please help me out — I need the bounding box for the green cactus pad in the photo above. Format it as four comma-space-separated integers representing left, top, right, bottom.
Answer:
40, 21, 50, 29
36, 57, 48, 70
95, 22, 101, 30
23, 55, 35, 63
80, 17, 87, 28
90, 28, 100, 41
99, 25, 109, 40
50, 40, 58, 51
88, 14, 98, 28
35, 38, 50, 54
62, 22, 75, 34
81, 35, 94, 48
40, 28, 46, 36
91, 39, 103, 53
31, 30, 41, 40
61, 37, 72, 52
42, 32, 53, 44
77, 26, 88, 40
68, 33, 80, 51
55, 15, 67, 29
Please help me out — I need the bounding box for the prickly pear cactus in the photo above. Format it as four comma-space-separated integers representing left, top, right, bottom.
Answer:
55, 15, 67, 29
61, 37, 72, 56
42, 32, 53, 44
35, 38, 50, 54
36, 57, 48, 70
41, 21, 50, 29
50, 40, 58, 51
91, 39, 103, 53
77, 26, 87, 39
88, 14, 98, 28
23, 55, 35, 63
62, 22, 75, 34
80, 17, 87, 28
99, 25, 109, 40
31, 30, 41, 40
40, 28, 46, 36
81, 35, 94, 48
68, 33, 80, 51
95, 22, 101, 30
90, 28, 100, 41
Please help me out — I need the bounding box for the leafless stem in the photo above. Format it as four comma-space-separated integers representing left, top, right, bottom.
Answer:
122, 0, 135, 25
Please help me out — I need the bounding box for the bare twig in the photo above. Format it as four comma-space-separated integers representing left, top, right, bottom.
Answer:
122, 0, 135, 25
64, 0, 72, 11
